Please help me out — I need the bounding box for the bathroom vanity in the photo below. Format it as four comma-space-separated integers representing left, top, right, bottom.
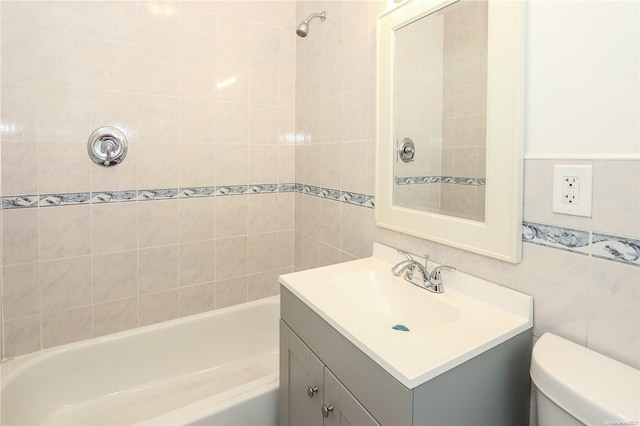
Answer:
278, 243, 533, 426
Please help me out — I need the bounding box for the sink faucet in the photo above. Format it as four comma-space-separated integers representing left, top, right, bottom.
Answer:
391, 250, 455, 293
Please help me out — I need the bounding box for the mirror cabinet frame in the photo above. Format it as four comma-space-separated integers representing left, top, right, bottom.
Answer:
376, 0, 526, 263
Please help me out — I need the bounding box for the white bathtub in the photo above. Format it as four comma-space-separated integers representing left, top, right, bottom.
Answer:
1, 296, 280, 426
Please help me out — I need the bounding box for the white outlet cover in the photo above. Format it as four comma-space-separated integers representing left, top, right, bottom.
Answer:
552, 165, 593, 217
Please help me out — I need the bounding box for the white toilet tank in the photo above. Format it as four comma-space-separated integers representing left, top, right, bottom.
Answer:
530, 333, 640, 426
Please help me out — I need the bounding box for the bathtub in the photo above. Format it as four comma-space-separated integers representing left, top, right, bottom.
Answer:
1, 296, 280, 426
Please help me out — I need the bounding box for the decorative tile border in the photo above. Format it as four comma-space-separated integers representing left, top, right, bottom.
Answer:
395, 176, 486, 186
522, 221, 639, 267
522, 221, 590, 255
592, 233, 640, 267
248, 184, 278, 194
40, 192, 91, 207
91, 190, 137, 204
296, 184, 374, 209
2, 195, 40, 209
0, 183, 298, 210
279, 183, 296, 193
179, 186, 218, 198
341, 191, 375, 208
136, 189, 179, 201
0, 183, 369, 210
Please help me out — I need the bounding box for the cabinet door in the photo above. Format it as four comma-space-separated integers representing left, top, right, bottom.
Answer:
280, 321, 324, 426
323, 368, 380, 426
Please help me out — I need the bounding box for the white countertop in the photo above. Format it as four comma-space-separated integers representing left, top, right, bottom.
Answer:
280, 243, 533, 389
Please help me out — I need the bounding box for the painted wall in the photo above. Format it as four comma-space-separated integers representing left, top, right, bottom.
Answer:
293, 0, 639, 379
0, 1, 296, 358
525, 0, 639, 158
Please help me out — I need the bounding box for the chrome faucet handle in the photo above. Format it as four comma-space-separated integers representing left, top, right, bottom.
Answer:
429, 265, 456, 287
427, 265, 456, 293
397, 249, 414, 262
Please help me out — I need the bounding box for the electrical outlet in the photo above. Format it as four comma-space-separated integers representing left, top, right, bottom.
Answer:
552, 165, 592, 217
562, 176, 580, 204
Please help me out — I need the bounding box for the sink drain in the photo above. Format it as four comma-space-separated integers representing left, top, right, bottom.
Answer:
392, 324, 410, 332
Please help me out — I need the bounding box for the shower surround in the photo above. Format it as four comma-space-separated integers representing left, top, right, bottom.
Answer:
0, 1, 297, 358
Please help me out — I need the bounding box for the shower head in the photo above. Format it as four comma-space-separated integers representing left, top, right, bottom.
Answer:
296, 11, 326, 37
296, 22, 310, 37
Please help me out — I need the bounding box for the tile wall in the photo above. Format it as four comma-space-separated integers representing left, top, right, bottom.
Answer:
293, 0, 639, 378
0, 0, 297, 358
294, 0, 379, 270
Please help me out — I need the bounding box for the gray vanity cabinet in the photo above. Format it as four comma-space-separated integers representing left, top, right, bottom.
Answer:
280, 321, 380, 426
280, 286, 532, 426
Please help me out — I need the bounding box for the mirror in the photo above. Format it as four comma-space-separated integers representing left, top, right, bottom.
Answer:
376, 0, 525, 262
393, 1, 487, 221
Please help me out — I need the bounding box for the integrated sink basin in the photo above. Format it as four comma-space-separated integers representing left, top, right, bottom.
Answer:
326, 271, 461, 332
280, 243, 533, 389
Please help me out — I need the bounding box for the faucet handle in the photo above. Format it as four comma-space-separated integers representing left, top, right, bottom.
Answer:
427, 265, 455, 293
397, 249, 414, 262
429, 265, 456, 282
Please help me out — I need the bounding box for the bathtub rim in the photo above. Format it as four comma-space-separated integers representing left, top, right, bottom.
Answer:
135, 373, 279, 426
1, 295, 280, 386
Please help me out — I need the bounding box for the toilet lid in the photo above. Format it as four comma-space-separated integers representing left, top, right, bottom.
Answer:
530, 333, 640, 426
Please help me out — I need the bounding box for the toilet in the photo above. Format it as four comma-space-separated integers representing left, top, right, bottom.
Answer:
530, 332, 640, 426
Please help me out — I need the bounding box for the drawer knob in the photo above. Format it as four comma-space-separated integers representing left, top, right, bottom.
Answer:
321, 404, 334, 417
307, 386, 319, 398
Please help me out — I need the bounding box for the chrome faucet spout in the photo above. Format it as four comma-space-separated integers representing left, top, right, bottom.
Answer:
391, 259, 416, 276
391, 249, 455, 293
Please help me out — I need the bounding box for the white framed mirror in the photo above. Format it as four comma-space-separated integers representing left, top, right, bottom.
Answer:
376, 0, 525, 262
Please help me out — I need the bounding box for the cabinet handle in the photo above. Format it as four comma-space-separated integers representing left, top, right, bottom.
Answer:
321, 404, 333, 417
307, 385, 319, 398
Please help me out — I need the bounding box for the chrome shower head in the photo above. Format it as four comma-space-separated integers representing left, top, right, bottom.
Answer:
296, 11, 326, 37
296, 22, 309, 37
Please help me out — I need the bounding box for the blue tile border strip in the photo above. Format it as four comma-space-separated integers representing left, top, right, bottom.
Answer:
592, 233, 640, 266
522, 221, 590, 255
522, 221, 639, 267
179, 186, 218, 198
137, 189, 179, 201
2, 195, 39, 209
91, 190, 137, 204
395, 176, 486, 186
0, 183, 298, 210
40, 192, 91, 207
294, 184, 374, 209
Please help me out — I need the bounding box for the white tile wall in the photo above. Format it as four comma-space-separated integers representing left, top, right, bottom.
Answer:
0, 0, 296, 358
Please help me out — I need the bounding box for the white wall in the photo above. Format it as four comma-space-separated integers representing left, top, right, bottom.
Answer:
525, 0, 639, 158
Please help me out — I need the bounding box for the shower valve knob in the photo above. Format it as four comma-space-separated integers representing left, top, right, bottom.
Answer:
88, 126, 128, 168
398, 137, 415, 163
